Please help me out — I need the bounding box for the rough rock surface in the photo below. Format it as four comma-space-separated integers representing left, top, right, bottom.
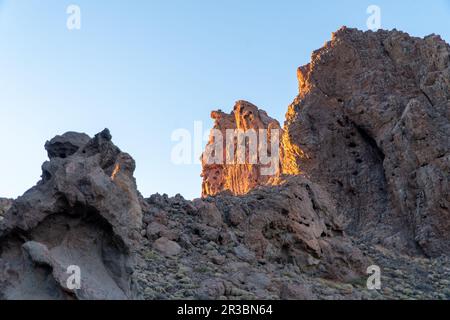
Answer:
135, 192, 449, 300
0, 199, 12, 217
281, 27, 449, 257
0, 129, 142, 299
136, 177, 370, 299
201, 100, 283, 197
200, 28, 449, 258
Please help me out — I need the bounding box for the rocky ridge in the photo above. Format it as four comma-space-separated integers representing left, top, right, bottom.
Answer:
0, 129, 371, 299
137, 175, 369, 299
0, 199, 12, 222
282, 27, 449, 258
136, 192, 449, 300
202, 27, 450, 260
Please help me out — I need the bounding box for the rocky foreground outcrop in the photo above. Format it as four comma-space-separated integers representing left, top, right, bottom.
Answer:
0, 199, 12, 217
137, 191, 449, 300
137, 176, 370, 299
282, 27, 449, 258
1, 128, 372, 299
0, 129, 142, 299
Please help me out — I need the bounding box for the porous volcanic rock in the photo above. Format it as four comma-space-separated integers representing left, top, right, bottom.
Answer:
0, 129, 143, 299
45, 132, 91, 159
0, 199, 12, 221
201, 100, 283, 197
281, 27, 449, 257
137, 176, 370, 300
208, 176, 370, 281
0, 198, 12, 213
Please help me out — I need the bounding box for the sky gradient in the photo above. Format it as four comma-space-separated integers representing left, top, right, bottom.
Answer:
1, 0, 449, 200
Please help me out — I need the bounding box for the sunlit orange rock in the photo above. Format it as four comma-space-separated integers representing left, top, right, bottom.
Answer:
201, 100, 283, 197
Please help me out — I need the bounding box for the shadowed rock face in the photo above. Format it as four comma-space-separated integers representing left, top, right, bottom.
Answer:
207, 176, 369, 282
45, 132, 91, 159
0, 199, 12, 218
201, 100, 283, 197
0, 129, 143, 300
281, 27, 450, 257
138, 176, 370, 300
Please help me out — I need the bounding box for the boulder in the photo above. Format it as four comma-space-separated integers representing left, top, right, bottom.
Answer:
0, 198, 12, 218
153, 237, 182, 257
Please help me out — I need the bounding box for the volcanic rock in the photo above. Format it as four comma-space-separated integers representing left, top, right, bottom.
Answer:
281, 27, 449, 257
0, 198, 12, 217
141, 175, 370, 289
201, 100, 283, 197
153, 237, 182, 257
0, 129, 142, 299
45, 131, 91, 159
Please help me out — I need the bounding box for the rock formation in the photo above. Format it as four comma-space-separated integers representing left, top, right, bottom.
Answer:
202, 27, 449, 259
138, 176, 369, 299
201, 100, 283, 197
0, 129, 142, 299
281, 27, 449, 257
137, 187, 448, 300
0, 199, 12, 221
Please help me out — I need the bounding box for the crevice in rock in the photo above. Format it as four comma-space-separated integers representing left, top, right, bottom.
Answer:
354, 124, 385, 162
421, 90, 434, 107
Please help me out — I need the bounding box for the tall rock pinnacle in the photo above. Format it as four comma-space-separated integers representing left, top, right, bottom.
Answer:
201, 100, 283, 197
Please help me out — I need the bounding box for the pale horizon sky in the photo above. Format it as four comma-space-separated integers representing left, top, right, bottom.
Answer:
1, 1, 449, 200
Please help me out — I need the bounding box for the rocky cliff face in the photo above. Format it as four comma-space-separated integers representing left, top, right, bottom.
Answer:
281, 27, 449, 257
137, 176, 370, 299
0, 199, 12, 213
201, 27, 449, 259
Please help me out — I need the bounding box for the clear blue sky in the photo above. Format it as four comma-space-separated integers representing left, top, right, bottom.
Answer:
1, 0, 449, 200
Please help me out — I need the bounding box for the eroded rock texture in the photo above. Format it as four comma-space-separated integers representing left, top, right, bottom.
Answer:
282, 27, 449, 257
201, 100, 283, 197
0, 129, 142, 299
137, 176, 369, 299
0, 199, 12, 217
199, 28, 449, 258
137, 187, 449, 300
